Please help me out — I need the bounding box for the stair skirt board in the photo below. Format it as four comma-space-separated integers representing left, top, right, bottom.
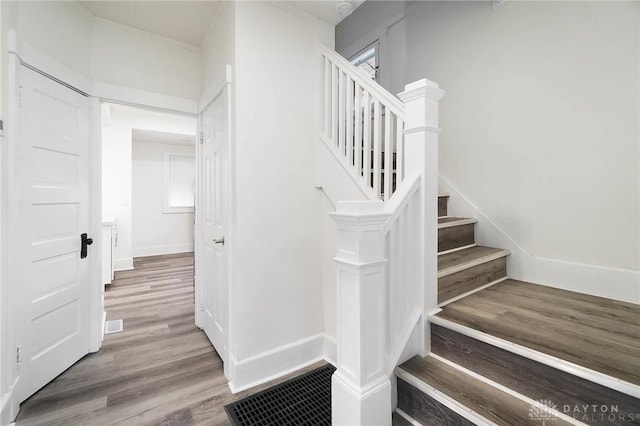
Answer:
438, 277, 508, 307
429, 316, 640, 398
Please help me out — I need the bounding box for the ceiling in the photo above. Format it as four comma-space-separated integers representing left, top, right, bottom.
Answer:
132, 129, 196, 146
80, 1, 364, 47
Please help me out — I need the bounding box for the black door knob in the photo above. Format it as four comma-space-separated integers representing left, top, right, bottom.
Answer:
81, 233, 93, 259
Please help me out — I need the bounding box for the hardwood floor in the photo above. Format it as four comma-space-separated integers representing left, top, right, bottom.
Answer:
399, 357, 572, 425
436, 279, 640, 385
16, 253, 325, 425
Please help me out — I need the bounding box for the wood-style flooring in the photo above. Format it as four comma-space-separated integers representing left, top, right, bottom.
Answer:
436, 279, 640, 385
400, 357, 573, 425
16, 253, 325, 425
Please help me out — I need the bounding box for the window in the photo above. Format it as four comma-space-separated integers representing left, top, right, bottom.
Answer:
163, 153, 195, 213
349, 41, 379, 81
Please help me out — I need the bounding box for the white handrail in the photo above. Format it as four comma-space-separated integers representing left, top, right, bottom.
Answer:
320, 45, 404, 119
321, 45, 406, 201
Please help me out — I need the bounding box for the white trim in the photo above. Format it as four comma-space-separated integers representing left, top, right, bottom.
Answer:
430, 353, 585, 426
438, 277, 508, 307
114, 258, 134, 272
438, 249, 510, 278
438, 244, 477, 256
9, 40, 92, 95
429, 316, 640, 398
228, 334, 325, 393
438, 218, 477, 229
198, 65, 232, 113
318, 135, 378, 200
395, 368, 496, 426
89, 97, 103, 354
101, 311, 107, 342
386, 312, 422, 376
398, 79, 445, 102
439, 175, 640, 304
323, 334, 337, 367
395, 408, 422, 426
0, 384, 17, 426
403, 125, 440, 135
10, 39, 197, 116
93, 81, 197, 115
132, 244, 193, 258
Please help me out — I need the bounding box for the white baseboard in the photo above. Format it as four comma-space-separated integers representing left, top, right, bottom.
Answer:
1, 382, 18, 425
114, 257, 134, 272
439, 176, 640, 304
132, 243, 193, 258
228, 333, 325, 393
323, 334, 337, 367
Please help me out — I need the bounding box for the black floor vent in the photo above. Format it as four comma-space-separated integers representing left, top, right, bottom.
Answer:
225, 364, 336, 426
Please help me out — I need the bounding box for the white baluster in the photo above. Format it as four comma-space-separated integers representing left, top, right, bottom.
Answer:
373, 100, 382, 197
346, 77, 354, 166
354, 85, 362, 175
363, 92, 372, 187
331, 64, 338, 144
338, 70, 345, 154
396, 115, 404, 182
384, 108, 392, 200
324, 56, 330, 136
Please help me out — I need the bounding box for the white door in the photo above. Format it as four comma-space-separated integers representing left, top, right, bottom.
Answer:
200, 87, 229, 364
14, 66, 92, 402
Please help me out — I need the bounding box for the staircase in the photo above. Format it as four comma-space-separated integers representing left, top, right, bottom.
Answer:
319, 46, 639, 425
393, 194, 640, 425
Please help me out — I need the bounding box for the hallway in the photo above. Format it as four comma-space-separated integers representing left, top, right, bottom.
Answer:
15, 253, 321, 425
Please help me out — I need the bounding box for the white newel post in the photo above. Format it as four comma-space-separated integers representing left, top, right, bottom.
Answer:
398, 79, 445, 354
331, 200, 392, 426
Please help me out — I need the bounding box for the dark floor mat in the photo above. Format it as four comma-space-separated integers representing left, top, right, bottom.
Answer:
225, 364, 336, 426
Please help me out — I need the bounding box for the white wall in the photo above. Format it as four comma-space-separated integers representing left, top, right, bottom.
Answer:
92, 17, 201, 100
102, 104, 196, 270
12, 1, 93, 77
337, 1, 640, 300
229, 1, 335, 390
132, 140, 195, 257
200, 1, 235, 107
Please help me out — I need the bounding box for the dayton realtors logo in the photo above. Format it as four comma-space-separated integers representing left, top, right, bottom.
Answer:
529, 399, 640, 424
529, 399, 558, 425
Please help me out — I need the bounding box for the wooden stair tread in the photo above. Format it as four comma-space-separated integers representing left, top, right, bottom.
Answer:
431, 324, 640, 420
392, 411, 413, 426
437, 217, 477, 229
438, 246, 509, 276
434, 279, 640, 387
398, 356, 572, 426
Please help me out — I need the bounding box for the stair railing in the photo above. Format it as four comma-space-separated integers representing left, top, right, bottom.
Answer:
321, 45, 406, 201
324, 47, 445, 425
